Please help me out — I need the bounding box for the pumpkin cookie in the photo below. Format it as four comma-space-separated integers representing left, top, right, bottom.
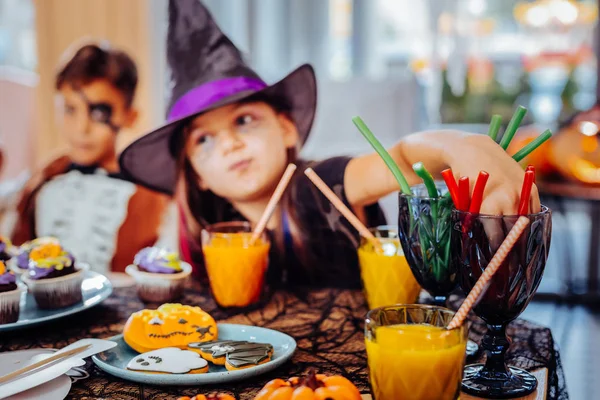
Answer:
127, 348, 209, 374
124, 303, 218, 353
189, 340, 273, 370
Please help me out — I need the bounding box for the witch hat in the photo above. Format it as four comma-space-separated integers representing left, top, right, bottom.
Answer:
119, 0, 317, 195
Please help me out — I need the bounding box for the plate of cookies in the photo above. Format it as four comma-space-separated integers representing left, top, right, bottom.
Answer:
91, 303, 296, 385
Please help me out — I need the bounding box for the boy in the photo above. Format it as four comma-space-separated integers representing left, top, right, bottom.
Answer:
10, 42, 176, 273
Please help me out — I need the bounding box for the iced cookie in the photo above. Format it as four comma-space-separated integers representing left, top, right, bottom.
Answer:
124, 303, 218, 354
177, 394, 235, 400
188, 340, 273, 370
127, 348, 209, 374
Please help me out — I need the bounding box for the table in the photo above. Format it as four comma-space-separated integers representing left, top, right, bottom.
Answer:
0, 285, 568, 400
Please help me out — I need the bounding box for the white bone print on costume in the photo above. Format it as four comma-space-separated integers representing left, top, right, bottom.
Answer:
35, 170, 136, 274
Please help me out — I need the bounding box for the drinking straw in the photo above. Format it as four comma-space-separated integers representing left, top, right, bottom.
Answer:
499, 106, 527, 150
468, 171, 490, 214
250, 164, 297, 245
526, 165, 536, 184
518, 170, 535, 216
487, 114, 502, 142
352, 116, 411, 194
512, 129, 552, 162
412, 163, 438, 198
441, 168, 460, 207
458, 177, 470, 211
304, 168, 382, 250
447, 216, 530, 330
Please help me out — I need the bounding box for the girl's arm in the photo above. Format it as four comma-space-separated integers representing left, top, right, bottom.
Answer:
344, 130, 540, 216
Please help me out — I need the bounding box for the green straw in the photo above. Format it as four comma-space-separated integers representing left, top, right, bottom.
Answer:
512, 129, 552, 162
412, 162, 439, 198
352, 116, 411, 194
499, 106, 527, 150
487, 114, 502, 142
413, 162, 439, 218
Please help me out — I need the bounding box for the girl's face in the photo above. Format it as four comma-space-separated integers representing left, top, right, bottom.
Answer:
185, 101, 298, 202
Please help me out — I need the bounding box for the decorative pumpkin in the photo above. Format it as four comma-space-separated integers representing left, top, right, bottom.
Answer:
177, 393, 235, 400
549, 119, 600, 184
124, 303, 217, 353
254, 370, 361, 400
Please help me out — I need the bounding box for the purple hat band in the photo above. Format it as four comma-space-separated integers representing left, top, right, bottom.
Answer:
167, 77, 267, 122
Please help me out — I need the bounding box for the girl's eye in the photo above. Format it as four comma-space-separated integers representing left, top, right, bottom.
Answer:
235, 114, 255, 126
196, 135, 212, 145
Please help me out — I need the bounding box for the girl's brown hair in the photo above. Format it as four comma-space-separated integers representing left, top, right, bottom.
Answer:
174, 93, 310, 277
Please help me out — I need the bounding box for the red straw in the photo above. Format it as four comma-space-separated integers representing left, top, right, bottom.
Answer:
518, 171, 535, 215
458, 177, 470, 211
526, 165, 536, 184
441, 168, 460, 207
468, 171, 489, 214
447, 216, 531, 330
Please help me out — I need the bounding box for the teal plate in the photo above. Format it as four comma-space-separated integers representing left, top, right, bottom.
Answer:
92, 324, 297, 386
0, 271, 112, 332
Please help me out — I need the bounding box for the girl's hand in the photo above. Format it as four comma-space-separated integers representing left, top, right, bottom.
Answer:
445, 134, 541, 216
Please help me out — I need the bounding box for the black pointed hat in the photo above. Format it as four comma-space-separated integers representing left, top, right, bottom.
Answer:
119, 0, 317, 194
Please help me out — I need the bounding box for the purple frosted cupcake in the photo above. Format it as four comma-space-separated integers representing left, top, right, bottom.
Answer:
10, 237, 60, 275
0, 262, 24, 324
21, 242, 85, 309
126, 247, 191, 303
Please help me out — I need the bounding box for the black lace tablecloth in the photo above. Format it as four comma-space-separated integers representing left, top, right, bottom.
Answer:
0, 285, 568, 400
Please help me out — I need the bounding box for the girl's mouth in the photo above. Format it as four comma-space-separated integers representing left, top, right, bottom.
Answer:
228, 159, 252, 172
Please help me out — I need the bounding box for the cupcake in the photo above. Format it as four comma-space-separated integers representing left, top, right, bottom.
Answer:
125, 247, 191, 303
0, 261, 25, 324
10, 237, 60, 275
20, 241, 85, 309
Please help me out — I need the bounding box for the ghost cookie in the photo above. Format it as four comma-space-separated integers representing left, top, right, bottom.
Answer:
188, 340, 273, 370
127, 348, 209, 374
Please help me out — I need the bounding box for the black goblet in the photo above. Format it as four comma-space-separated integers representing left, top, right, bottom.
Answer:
451, 206, 552, 398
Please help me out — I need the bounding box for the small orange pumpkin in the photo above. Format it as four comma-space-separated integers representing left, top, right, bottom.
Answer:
124, 303, 217, 353
177, 393, 236, 400
254, 370, 361, 400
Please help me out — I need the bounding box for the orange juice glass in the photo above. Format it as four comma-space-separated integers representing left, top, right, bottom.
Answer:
201, 221, 270, 308
365, 305, 467, 400
358, 226, 421, 309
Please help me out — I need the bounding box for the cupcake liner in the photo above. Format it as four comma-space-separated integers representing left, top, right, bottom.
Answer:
0, 282, 25, 324
21, 263, 87, 309
125, 262, 192, 303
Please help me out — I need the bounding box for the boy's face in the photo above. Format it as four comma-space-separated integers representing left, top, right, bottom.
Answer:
185, 101, 298, 203
58, 80, 137, 166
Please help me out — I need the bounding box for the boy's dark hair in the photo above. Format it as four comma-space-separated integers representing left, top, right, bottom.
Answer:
55, 43, 138, 107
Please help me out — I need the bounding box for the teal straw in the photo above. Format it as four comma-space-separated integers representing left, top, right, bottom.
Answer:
352, 116, 411, 194
512, 129, 552, 162
499, 106, 527, 150
487, 114, 502, 142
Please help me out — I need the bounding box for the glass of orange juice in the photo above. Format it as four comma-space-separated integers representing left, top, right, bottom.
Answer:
201, 221, 270, 308
365, 304, 467, 400
358, 226, 421, 309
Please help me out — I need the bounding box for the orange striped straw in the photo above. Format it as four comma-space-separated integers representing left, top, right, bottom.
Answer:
447, 216, 530, 330
304, 168, 382, 251
250, 163, 297, 245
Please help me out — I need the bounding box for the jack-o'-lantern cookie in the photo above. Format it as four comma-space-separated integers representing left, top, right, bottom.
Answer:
189, 340, 273, 370
124, 303, 217, 353
127, 348, 209, 374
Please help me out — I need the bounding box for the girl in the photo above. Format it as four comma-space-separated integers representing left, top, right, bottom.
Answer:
120, 0, 539, 288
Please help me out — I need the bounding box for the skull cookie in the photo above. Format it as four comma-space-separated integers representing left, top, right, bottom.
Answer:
127, 348, 209, 374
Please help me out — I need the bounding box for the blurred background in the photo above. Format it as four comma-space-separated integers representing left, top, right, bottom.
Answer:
1, 0, 599, 396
